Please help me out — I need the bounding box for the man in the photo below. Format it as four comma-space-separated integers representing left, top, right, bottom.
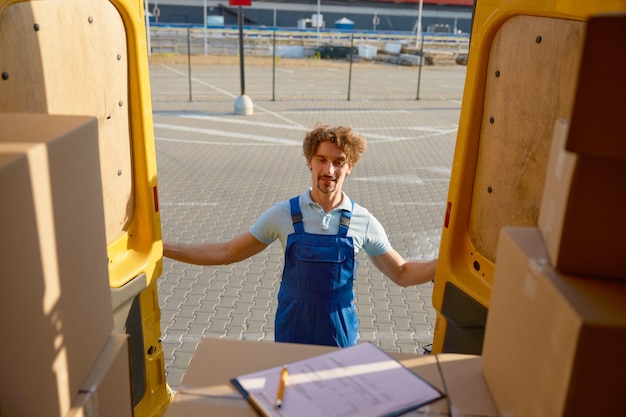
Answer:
163, 124, 437, 347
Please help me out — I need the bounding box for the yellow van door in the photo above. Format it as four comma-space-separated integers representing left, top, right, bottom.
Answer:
432, 0, 626, 354
0, 1, 169, 415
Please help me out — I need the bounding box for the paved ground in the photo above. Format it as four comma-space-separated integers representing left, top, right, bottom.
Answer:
150, 57, 467, 389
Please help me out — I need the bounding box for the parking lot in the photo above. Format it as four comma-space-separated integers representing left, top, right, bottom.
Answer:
150, 57, 467, 388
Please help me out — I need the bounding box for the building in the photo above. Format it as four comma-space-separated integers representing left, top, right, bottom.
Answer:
149, 0, 474, 34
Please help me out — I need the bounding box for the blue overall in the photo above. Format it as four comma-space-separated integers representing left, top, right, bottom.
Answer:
274, 196, 358, 347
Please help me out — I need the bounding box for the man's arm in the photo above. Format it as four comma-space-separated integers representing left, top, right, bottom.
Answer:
163, 232, 268, 266
370, 249, 437, 287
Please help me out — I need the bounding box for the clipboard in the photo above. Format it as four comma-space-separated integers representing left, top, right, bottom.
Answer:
231, 342, 445, 417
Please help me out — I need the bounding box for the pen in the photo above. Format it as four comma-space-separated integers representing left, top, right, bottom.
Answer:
274, 364, 288, 408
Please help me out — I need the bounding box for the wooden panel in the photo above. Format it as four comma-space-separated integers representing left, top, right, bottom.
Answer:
0, 0, 133, 244
468, 16, 584, 262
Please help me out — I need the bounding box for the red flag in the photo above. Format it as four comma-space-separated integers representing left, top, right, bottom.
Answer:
229, 0, 251, 5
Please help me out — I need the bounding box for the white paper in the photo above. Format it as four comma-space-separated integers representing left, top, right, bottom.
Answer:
232, 342, 444, 417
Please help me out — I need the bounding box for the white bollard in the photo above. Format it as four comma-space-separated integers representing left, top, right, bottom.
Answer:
234, 94, 254, 116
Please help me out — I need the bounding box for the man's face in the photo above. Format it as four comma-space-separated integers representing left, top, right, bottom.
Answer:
308, 141, 353, 196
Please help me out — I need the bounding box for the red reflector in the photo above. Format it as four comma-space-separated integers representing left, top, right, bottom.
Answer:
153, 186, 159, 212
444, 201, 452, 228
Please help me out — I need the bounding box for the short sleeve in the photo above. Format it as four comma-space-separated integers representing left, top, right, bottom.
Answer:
362, 215, 392, 257
249, 201, 292, 246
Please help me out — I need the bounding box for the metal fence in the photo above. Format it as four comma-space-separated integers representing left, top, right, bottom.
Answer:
147, 26, 469, 105
149, 57, 467, 104
149, 26, 469, 59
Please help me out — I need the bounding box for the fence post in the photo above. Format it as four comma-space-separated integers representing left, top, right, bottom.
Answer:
234, 6, 253, 115
187, 26, 192, 102
272, 30, 276, 102
416, 33, 425, 100
347, 33, 354, 101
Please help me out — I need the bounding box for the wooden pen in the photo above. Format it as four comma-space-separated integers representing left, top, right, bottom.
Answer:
274, 365, 288, 408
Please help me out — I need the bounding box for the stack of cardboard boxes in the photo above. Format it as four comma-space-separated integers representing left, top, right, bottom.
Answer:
0, 114, 133, 417
481, 13, 626, 417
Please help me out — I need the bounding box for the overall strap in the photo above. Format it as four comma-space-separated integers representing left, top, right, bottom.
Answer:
289, 196, 304, 233
338, 199, 354, 237
291, 196, 354, 235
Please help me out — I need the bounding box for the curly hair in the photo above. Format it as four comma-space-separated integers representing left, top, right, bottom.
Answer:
302, 124, 368, 166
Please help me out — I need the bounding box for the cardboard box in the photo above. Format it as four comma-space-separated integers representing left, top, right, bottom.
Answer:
483, 227, 626, 417
538, 118, 626, 279
65, 333, 133, 417
437, 354, 498, 417
77, 334, 133, 417
164, 393, 258, 417
566, 13, 626, 159
65, 393, 97, 417
164, 338, 498, 417
0, 113, 114, 417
